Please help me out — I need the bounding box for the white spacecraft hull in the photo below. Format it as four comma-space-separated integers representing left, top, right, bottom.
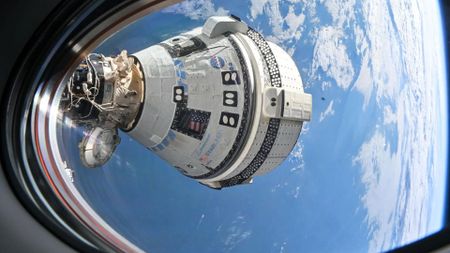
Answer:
127, 16, 312, 188
66, 16, 312, 189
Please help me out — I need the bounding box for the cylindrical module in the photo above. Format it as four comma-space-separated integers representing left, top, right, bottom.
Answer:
127, 16, 312, 189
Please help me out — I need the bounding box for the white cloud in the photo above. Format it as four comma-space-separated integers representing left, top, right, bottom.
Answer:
223, 215, 252, 252
353, 132, 402, 252
353, 1, 402, 106
196, 213, 205, 229
383, 106, 396, 125
353, 1, 446, 251
319, 100, 335, 122
321, 81, 332, 91
354, 85, 437, 251
249, 0, 270, 19
163, 0, 229, 20
306, 0, 357, 90
323, 0, 356, 28
288, 140, 305, 174
293, 186, 300, 199
352, 50, 372, 108
279, 241, 287, 253
249, 0, 306, 54
311, 26, 354, 90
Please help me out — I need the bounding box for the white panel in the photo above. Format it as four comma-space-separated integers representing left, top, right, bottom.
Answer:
202, 16, 248, 38
262, 87, 283, 118
128, 45, 177, 147
283, 91, 312, 121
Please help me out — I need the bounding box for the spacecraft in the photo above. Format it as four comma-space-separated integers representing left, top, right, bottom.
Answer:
61, 16, 312, 189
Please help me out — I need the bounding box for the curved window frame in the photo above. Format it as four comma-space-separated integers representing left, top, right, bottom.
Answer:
2, 1, 181, 252
0, 0, 448, 252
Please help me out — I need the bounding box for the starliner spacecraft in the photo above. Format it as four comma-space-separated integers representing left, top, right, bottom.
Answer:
61, 16, 312, 189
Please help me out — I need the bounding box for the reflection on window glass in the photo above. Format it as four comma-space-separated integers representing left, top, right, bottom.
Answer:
42, 0, 449, 252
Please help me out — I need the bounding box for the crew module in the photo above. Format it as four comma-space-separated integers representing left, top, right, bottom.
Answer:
61, 16, 312, 189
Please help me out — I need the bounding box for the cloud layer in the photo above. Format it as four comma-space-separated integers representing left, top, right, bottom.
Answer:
163, 0, 229, 20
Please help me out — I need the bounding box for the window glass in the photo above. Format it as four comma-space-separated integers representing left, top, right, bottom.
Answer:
35, 0, 449, 252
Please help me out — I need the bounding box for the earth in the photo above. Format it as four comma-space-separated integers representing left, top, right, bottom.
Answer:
62, 0, 448, 252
